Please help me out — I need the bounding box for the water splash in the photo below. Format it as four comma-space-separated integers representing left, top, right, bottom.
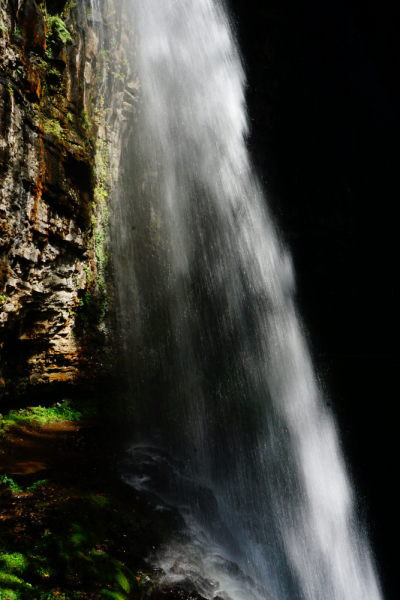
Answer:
113, 1, 383, 598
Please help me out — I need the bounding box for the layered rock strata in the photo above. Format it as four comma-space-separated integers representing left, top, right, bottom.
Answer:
0, 0, 137, 402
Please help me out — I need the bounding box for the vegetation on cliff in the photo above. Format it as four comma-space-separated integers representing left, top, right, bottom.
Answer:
0, 0, 124, 401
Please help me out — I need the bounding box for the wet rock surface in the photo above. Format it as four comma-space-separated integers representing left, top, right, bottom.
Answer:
0, 0, 94, 397
121, 447, 277, 600
0, 0, 138, 402
150, 580, 208, 600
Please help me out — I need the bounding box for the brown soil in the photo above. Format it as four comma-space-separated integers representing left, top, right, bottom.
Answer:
0, 421, 86, 477
0, 418, 124, 490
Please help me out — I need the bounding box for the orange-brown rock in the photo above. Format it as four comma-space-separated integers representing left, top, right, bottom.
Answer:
0, 1, 97, 402
0, 0, 137, 403
18, 0, 47, 57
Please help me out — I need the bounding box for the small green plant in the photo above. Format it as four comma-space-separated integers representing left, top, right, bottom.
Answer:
99, 49, 110, 60
0, 294, 7, 304
42, 118, 64, 138
62, 0, 77, 18
12, 28, 21, 40
26, 479, 49, 491
0, 22, 8, 35
36, 57, 48, 69
80, 109, 91, 130
45, 15, 71, 58
47, 66, 61, 79
76, 96, 112, 332
0, 552, 28, 572
67, 111, 73, 123
121, 57, 131, 78
47, 16, 71, 45
0, 399, 97, 434
0, 475, 23, 494
0, 475, 49, 495
7, 84, 13, 96
112, 72, 124, 82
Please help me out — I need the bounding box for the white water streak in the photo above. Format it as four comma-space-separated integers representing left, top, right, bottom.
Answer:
116, 1, 383, 599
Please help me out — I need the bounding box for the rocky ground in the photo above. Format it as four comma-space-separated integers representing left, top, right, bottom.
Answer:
0, 405, 193, 600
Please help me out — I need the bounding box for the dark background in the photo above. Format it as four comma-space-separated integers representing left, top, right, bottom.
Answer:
227, 0, 399, 598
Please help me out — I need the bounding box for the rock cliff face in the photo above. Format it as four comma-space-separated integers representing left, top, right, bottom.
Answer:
0, 0, 137, 403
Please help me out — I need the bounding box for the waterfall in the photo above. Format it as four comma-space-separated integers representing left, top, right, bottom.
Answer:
113, 1, 383, 599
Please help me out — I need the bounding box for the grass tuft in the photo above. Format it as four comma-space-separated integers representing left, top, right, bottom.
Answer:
0, 399, 97, 435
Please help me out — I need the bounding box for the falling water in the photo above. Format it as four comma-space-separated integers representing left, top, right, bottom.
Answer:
113, 0, 383, 599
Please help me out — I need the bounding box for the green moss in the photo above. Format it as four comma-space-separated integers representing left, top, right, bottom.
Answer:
112, 72, 124, 82
47, 67, 61, 79
94, 204, 110, 322
93, 111, 110, 202
42, 117, 64, 138
0, 399, 96, 435
0, 554, 28, 574
12, 28, 21, 42
47, 15, 71, 46
76, 98, 111, 333
80, 109, 91, 131
62, 0, 77, 19
78, 209, 109, 329
0, 475, 24, 494
0, 486, 145, 600
0, 475, 48, 495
